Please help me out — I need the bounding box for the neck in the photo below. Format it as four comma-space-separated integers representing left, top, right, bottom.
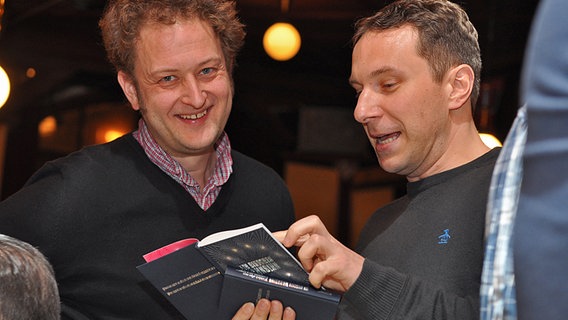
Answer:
443, 102, 491, 168
175, 151, 217, 188
407, 114, 491, 182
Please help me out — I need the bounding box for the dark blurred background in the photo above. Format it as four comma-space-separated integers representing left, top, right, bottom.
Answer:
0, 0, 539, 245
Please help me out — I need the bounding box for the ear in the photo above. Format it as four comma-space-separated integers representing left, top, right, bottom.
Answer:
447, 64, 474, 111
117, 71, 141, 111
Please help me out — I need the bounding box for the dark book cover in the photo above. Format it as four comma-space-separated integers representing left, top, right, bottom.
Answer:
196, 223, 310, 286
217, 266, 341, 320
137, 223, 341, 319
136, 242, 223, 320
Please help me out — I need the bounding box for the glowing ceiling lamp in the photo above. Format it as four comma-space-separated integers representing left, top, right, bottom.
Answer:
0, 65, 10, 108
0, 0, 8, 108
263, 22, 301, 61
263, 0, 301, 61
479, 133, 502, 148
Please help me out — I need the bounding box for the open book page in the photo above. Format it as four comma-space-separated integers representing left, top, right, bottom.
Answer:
197, 223, 310, 286
197, 223, 266, 246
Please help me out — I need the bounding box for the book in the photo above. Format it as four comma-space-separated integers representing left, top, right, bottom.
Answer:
137, 239, 223, 320
218, 266, 341, 320
136, 223, 341, 320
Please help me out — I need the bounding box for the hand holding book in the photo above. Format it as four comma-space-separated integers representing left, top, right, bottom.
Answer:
274, 215, 365, 292
232, 298, 296, 320
137, 223, 341, 320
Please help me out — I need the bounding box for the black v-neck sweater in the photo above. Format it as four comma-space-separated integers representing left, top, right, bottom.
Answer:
0, 133, 295, 319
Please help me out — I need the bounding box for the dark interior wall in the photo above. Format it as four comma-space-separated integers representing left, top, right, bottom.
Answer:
227, 0, 541, 175
0, 0, 540, 198
465, 0, 540, 139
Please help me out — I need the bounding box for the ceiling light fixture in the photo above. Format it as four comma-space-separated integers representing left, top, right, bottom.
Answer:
479, 132, 502, 148
263, 0, 301, 61
0, 0, 9, 108
0, 65, 10, 108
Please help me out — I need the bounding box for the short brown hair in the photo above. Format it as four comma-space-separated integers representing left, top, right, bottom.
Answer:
99, 0, 246, 77
353, 0, 482, 107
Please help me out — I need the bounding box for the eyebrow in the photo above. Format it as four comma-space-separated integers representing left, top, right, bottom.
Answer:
150, 56, 223, 76
197, 56, 224, 68
349, 66, 395, 87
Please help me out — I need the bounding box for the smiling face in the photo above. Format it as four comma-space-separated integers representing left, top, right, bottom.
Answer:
118, 18, 233, 160
350, 25, 454, 181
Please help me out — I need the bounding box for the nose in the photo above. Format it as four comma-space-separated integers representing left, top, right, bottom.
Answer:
353, 89, 381, 124
180, 77, 206, 108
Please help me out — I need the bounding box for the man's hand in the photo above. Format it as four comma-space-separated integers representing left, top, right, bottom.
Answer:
273, 215, 365, 292
232, 299, 296, 320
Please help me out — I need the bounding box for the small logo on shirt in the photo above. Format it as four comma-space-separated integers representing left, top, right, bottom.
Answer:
438, 229, 451, 244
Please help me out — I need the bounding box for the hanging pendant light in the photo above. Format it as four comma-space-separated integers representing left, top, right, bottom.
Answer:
0, 0, 9, 108
0, 65, 10, 108
263, 0, 301, 61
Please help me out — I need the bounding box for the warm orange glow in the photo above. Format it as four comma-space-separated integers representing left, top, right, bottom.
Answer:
479, 133, 502, 148
0, 0, 4, 32
26, 67, 37, 78
263, 22, 301, 61
0, 65, 10, 108
39, 116, 57, 136
103, 129, 125, 143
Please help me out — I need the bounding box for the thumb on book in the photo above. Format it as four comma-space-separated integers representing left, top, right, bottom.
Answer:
273, 230, 311, 248
272, 231, 288, 245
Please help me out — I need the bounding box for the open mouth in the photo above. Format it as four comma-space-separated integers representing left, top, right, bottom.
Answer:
377, 132, 400, 145
179, 109, 207, 120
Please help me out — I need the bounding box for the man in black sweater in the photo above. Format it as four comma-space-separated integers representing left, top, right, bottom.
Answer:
0, 0, 295, 319
275, 1, 499, 319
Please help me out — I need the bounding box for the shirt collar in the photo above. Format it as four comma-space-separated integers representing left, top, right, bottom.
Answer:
132, 119, 233, 188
